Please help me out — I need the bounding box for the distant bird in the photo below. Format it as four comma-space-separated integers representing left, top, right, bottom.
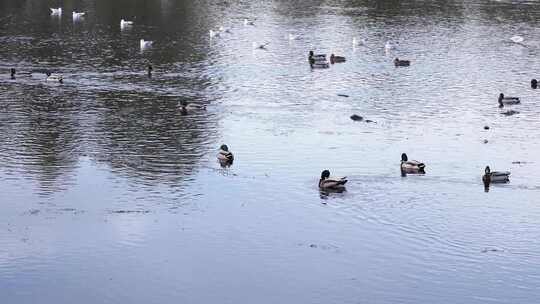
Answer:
510, 35, 524, 44
400, 153, 425, 174
45, 71, 63, 83
330, 54, 346, 64
50, 8, 62, 15
120, 19, 133, 28
140, 39, 153, 50
498, 93, 520, 108
209, 30, 219, 38
243, 19, 254, 26
288, 33, 299, 41
252, 42, 269, 50
10, 68, 16, 79
482, 166, 510, 186
219, 26, 231, 33
72, 11, 85, 19
394, 58, 410, 67
217, 144, 234, 167
353, 37, 365, 46
319, 170, 348, 190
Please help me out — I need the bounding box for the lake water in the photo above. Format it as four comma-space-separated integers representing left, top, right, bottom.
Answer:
1, 0, 540, 303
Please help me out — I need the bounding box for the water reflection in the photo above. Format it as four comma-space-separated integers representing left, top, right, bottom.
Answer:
2, 0, 540, 303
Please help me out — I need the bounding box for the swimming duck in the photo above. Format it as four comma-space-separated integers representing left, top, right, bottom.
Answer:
400, 153, 425, 174
180, 101, 206, 111
531, 79, 537, 89
10, 68, 15, 79
120, 19, 133, 28
244, 19, 254, 26
308, 51, 326, 61
72, 11, 85, 19
140, 39, 153, 49
319, 170, 347, 190
45, 72, 63, 83
498, 93, 520, 108
330, 54, 346, 64
394, 58, 410, 67
217, 144, 234, 163
482, 166, 510, 185
50, 8, 62, 15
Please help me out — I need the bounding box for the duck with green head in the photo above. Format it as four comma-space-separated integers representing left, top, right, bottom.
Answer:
319, 170, 347, 189
400, 153, 425, 174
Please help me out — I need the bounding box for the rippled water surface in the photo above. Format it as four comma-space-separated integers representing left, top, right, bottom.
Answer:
2, 0, 540, 303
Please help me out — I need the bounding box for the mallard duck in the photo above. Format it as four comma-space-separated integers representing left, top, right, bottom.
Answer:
330, 54, 346, 64
319, 170, 347, 189
120, 19, 133, 28
482, 166, 510, 185
308, 51, 326, 61
50, 8, 62, 15
498, 93, 520, 107
180, 101, 206, 111
140, 39, 153, 49
72, 11, 85, 19
394, 58, 410, 67
531, 79, 538, 89
400, 153, 425, 174
217, 144, 234, 162
45, 72, 63, 83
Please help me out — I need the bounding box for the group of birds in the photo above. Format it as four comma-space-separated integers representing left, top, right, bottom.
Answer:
50, 7, 149, 50
15, 7, 527, 193
50, 7, 85, 20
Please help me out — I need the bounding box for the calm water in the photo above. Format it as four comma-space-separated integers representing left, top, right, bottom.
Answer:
1, 0, 540, 303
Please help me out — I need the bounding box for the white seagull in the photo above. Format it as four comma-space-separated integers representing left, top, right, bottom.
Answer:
72, 11, 86, 19
120, 19, 134, 28
50, 8, 62, 15
140, 39, 153, 49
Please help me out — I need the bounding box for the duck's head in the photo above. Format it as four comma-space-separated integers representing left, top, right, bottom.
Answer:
498, 93, 504, 101
401, 153, 408, 162
532, 79, 538, 89
321, 170, 330, 180
10, 68, 15, 75
220, 144, 229, 152
485, 166, 491, 174
46, 71, 51, 77
309, 51, 314, 57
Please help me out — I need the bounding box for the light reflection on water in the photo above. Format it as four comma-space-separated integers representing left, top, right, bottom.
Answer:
1, 0, 540, 303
